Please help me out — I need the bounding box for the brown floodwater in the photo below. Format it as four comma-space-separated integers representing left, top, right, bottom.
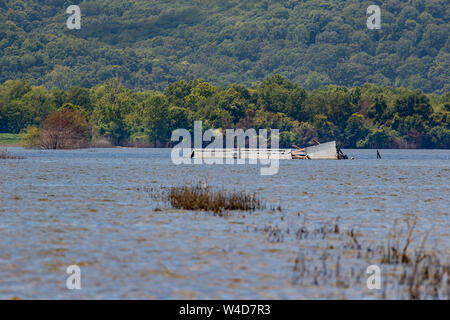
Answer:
0, 148, 449, 299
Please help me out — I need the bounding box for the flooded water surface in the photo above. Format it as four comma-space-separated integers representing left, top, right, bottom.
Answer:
0, 148, 449, 299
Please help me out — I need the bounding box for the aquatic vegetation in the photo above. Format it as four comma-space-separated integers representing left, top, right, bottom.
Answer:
380, 217, 449, 299
161, 183, 264, 215
0, 149, 24, 159
400, 250, 449, 299
287, 217, 449, 300
381, 216, 417, 264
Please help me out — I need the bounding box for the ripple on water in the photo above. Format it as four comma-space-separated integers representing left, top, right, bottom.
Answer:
0, 148, 448, 299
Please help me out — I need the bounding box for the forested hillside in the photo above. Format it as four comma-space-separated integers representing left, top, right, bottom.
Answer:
2, 77, 449, 149
0, 0, 448, 93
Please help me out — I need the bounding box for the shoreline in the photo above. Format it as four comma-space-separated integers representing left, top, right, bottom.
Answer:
1, 144, 448, 151
0, 144, 20, 147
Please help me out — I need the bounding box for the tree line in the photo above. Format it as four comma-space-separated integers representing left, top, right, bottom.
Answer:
1, 76, 448, 149
0, 0, 448, 93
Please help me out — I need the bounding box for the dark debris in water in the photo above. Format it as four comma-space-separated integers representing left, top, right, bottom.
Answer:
0, 149, 24, 159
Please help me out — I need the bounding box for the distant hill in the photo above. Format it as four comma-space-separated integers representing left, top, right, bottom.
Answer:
0, 0, 448, 93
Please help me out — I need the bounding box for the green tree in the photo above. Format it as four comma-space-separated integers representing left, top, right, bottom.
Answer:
394, 90, 432, 119
91, 79, 133, 144
344, 113, 369, 147
357, 127, 396, 149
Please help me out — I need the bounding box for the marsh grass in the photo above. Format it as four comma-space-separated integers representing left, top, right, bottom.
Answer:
0, 149, 24, 159
164, 183, 264, 215
285, 216, 449, 299
381, 217, 449, 299
140, 183, 265, 215
381, 216, 418, 264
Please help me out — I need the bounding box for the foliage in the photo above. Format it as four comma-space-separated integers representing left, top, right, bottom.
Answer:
20, 125, 40, 147
0, 0, 448, 93
0, 76, 448, 149
21, 106, 90, 149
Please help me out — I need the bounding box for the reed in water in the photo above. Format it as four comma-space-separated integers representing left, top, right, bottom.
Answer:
0, 149, 23, 159
287, 217, 449, 300
164, 183, 263, 215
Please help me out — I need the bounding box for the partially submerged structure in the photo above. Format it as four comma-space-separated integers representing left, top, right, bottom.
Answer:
190, 141, 347, 160
291, 141, 347, 159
